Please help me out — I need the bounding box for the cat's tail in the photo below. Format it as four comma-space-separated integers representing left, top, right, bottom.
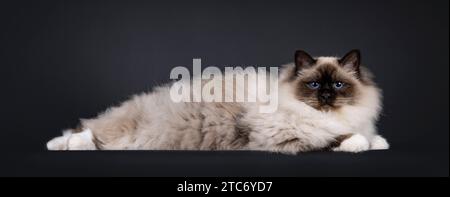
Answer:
46, 128, 97, 150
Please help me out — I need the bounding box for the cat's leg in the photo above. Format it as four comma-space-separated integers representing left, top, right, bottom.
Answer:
271, 138, 316, 154
370, 135, 389, 150
47, 129, 97, 150
248, 125, 339, 154
332, 133, 370, 153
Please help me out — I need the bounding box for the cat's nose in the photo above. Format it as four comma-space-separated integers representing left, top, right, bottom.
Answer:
321, 92, 331, 99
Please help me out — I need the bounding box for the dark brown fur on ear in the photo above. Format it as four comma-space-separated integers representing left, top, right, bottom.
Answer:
295, 50, 316, 74
339, 49, 361, 76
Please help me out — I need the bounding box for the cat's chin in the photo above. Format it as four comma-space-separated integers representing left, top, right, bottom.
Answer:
314, 104, 341, 112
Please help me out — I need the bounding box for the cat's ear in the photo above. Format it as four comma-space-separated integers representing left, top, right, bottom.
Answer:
339, 49, 361, 73
295, 50, 316, 73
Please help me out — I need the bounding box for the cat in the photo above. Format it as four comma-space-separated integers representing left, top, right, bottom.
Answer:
46, 49, 389, 154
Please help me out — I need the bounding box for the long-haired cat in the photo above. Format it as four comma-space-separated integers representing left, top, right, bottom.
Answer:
47, 50, 389, 153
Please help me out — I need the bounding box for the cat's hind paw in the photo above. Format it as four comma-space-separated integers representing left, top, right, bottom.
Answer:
333, 134, 370, 153
47, 129, 96, 150
47, 130, 71, 150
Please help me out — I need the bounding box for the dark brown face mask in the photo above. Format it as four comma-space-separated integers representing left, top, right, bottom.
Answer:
292, 50, 362, 110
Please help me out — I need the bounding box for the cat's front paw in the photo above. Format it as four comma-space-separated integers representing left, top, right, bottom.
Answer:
370, 135, 389, 150
333, 134, 370, 153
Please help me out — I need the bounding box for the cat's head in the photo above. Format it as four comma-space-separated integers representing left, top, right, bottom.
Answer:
285, 49, 374, 111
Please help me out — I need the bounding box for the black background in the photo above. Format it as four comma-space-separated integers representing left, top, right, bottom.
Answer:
1, 0, 448, 176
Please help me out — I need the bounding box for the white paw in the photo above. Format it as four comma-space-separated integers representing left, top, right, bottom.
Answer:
333, 134, 370, 153
67, 129, 96, 150
47, 129, 96, 150
370, 135, 389, 150
47, 130, 71, 150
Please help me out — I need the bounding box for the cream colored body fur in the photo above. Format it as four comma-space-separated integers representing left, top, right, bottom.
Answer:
47, 58, 389, 153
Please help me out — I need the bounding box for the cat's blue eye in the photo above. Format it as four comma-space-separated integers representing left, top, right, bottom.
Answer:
333, 82, 345, 89
307, 82, 320, 89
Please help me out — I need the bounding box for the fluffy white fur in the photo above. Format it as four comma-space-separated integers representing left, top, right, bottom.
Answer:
47, 129, 96, 150
332, 134, 370, 153
370, 135, 390, 150
47, 57, 388, 154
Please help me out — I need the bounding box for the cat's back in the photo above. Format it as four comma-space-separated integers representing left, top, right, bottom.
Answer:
97, 85, 247, 150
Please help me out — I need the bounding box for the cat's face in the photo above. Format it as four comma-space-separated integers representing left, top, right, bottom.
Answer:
290, 50, 364, 111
